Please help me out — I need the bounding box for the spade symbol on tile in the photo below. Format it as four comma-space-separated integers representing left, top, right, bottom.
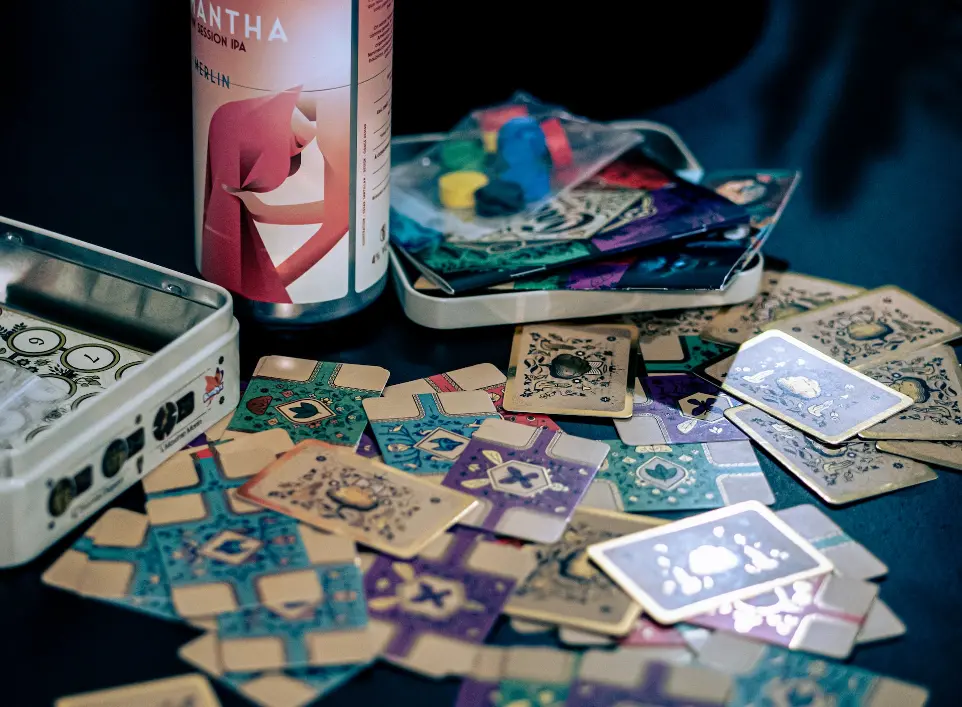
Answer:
216, 539, 250, 556
290, 402, 320, 420
637, 457, 686, 491
429, 437, 464, 453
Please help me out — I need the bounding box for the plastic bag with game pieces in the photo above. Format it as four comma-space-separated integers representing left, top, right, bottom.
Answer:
390, 91, 642, 241
0, 359, 69, 450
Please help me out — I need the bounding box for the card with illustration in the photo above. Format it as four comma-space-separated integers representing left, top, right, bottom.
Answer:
688, 573, 878, 659
456, 646, 578, 707
727, 406, 938, 504
42, 508, 175, 623
442, 419, 609, 543
860, 345, 962, 440
504, 507, 665, 635
776, 504, 887, 580
588, 501, 833, 624
696, 633, 929, 707
364, 391, 500, 475
587, 440, 773, 513
614, 373, 748, 445
54, 674, 221, 707
722, 330, 913, 443
876, 439, 962, 470
364, 529, 535, 678
503, 322, 637, 418
238, 440, 478, 559
624, 308, 735, 373
762, 286, 962, 369
229, 356, 389, 448
702, 271, 863, 346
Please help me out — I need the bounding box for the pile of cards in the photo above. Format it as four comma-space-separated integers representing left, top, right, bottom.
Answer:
41, 279, 954, 707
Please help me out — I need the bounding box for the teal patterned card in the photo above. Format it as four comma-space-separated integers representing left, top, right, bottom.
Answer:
587, 439, 773, 512
623, 310, 735, 373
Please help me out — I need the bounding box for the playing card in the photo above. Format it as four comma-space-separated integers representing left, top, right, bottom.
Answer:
363, 391, 500, 475
721, 330, 913, 443
364, 529, 535, 678
624, 308, 735, 373
876, 439, 962, 470
857, 598, 906, 644
587, 440, 773, 513
614, 373, 748, 445
229, 356, 390, 448
696, 633, 929, 707
776, 504, 887, 580
702, 271, 863, 346
503, 507, 665, 635
456, 646, 578, 707
237, 440, 478, 559
688, 573, 878, 659
860, 345, 962, 440
763, 286, 962, 369
442, 419, 609, 543
503, 322, 638, 418
694, 353, 735, 386
54, 674, 221, 707
727, 406, 937, 504
587, 501, 833, 624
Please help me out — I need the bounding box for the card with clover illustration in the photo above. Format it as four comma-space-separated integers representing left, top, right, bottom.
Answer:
228, 356, 390, 448
363, 391, 500, 476
876, 439, 962, 470
587, 439, 772, 513
721, 330, 913, 443
614, 373, 748, 445
726, 406, 937, 504
441, 419, 609, 543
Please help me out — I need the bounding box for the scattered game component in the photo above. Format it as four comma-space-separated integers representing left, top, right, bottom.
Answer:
497, 116, 549, 169
857, 598, 906, 644
727, 406, 938, 504
588, 440, 772, 513
443, 419, 609, 543
473, 178, 526, 217
762, 286, 962, 369
620, 616, 690, 648
614, 373, 748, 445
438, 170, 490, 210
456, 646, 578, 707
696, 633, 929, 707
776, 504, 887, 580
701, 271, 863, 345
694, 352, 735, 386
721, 330, 913, 444
363, 391, 500, 475
475, 104, 530, 152
229, 356, 389, 448
557, 626, 618, 647
237, 440, 478, 559
503, 322, 638, 418
440, 139, 486, 171
540, 117, 573, 167
364, 529, 535, 678
356, 429, 382, 460
624, 308, 735, 373
687, 572, 878, 659
588, 501, 833, 624
54, 674, 221, 707
876, 439, 962, 470
860, 345, 962, 440
703, 170, 802, 230
503, 507, 665, 635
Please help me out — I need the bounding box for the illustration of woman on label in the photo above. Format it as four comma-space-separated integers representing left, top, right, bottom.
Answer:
202, 87, 350, 303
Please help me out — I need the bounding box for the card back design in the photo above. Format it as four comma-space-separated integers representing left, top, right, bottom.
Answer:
54, 674, 221, 707
727, 406, 937, 504
722, 330, 913, 443
588, 440, 772, 512
776, 504, 887, 580
876, 439, 962, 470
588, 501, 833, 624
364, 391, 500, 475
442, 419, 609, 543
229, 357, 389, 448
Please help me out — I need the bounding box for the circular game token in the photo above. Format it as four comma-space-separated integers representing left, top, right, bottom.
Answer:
438, 170, 490, 210
475, 179, 526, 217
476, 105, 530, 153
539, 118, 573, 168
440, 139, 486, 171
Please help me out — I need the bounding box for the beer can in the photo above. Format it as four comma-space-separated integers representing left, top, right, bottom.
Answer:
191, 0, 393, 324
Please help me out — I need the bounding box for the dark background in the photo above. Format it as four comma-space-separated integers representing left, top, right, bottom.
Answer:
1, 1, 962, 705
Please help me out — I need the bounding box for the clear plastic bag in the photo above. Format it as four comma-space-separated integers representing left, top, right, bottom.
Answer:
390, 92, 642, 241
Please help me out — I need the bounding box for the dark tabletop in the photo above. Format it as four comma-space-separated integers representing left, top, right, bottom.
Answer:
2, 1, 962, 705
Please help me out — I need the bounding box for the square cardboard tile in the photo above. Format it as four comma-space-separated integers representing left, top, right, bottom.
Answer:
721, 330, 913, 443
364, 530, 536, 678
860, 345, 962, 440
702, 271, 863, 346
727, 406, 937, 504
442, 419, 609, 543
762, 286, 962, 369
503, 322, 638, 418
876, 439, 962, 470
588, 501, 833, 624
587, 440, 773, 513
54, 674, 221, 707
504, 507, 666, 635
229, 357, 389, 448
456, 646, 578, 707
614, 373, 747, 445
238, 440, 477, 558
364, 391, 500, 475
776, 504, 887, 580
624, 308, 735, 373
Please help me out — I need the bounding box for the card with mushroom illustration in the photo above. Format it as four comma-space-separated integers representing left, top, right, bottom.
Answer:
721, 330, 912, 443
